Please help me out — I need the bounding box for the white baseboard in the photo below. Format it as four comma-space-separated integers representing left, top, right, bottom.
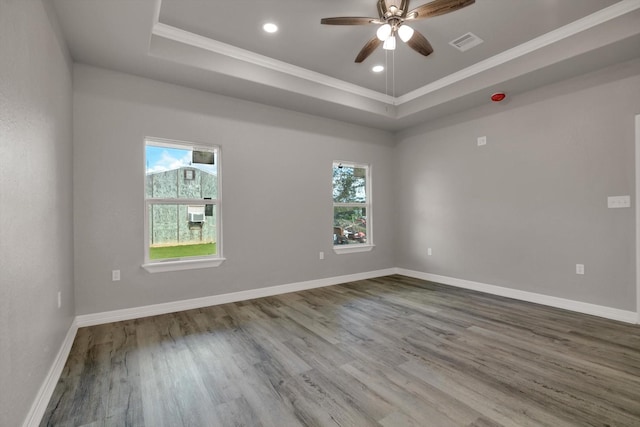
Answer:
396, 268, 638, 324
22, 319, 78, 427
29, 268, 392, 426
76, 268, 396, 327
26, 266, 637, 426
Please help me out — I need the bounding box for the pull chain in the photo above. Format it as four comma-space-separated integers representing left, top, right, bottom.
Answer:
392, 48, 395, 99
385, 49, 389, 97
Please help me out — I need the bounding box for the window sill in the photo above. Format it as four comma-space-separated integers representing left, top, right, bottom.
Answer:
142, 257, 226, 273
333, 244, 375, 254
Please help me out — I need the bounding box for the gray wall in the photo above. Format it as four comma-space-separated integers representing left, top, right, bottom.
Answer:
395, 59, 640, 311
73, 64, 396, 315
2, 5, 639, 422
0, 1, 74, 426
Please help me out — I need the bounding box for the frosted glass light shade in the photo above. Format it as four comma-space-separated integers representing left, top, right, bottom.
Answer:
383, 35, 396, 50
376, 24, 392, 41
398, 25, 414, 42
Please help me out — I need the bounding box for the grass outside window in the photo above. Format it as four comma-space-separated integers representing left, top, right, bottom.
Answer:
149, 243, 216, 260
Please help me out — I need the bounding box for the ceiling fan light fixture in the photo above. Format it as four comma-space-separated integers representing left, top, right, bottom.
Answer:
376, 24, 392, 41
398, 25, 414, 42
321, 0, 476, 63
383, 35, 396, 50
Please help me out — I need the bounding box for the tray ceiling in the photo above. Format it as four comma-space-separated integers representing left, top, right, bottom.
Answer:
52, 0, 640, 131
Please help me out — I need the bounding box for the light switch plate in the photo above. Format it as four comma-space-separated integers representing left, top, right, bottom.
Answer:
607, 195, 630, 208
477, 136, 487, 146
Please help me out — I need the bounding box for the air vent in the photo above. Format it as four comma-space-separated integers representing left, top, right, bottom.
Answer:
449, 32, 483, 52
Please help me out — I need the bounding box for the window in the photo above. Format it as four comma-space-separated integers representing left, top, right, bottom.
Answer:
142, 137, 223, 272
332, 161, 373, 253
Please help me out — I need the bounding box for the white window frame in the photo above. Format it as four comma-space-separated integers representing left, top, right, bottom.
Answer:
332, 161, 374, 254
142, 137, 224, 273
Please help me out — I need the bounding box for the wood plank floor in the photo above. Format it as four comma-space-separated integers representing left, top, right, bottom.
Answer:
41, 275, 640, 426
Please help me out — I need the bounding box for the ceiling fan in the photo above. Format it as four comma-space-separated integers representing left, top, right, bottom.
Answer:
321, 0, 475, 63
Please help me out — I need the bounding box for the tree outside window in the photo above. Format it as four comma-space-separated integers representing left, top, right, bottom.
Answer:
333, 162, 370, 246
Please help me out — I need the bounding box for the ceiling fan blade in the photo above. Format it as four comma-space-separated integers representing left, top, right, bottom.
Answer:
406, 0, 474, 20
405, 29, 434, 56
355, 37, 382, 63
400, 0, 410, 17
377, 0, 387, 18
321, 17, 379, 25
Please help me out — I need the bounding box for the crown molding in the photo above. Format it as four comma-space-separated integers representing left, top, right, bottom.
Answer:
397, 0, 640, 104
152, 22, 394, 105
152, 0, 640, 110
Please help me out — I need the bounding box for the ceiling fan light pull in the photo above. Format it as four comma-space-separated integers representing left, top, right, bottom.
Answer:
376, 24, 392, 41
383, 35, 396, 50
398, 25, 414, 42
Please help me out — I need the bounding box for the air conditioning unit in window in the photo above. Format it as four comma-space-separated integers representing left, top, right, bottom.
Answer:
189, 212, 205, 223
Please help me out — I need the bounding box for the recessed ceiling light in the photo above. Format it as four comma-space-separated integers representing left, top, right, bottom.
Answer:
263, 23, 278, 33
372, 65, 384, 73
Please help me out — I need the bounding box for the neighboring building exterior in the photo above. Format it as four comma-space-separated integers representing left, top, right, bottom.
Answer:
146, 167, 217, 247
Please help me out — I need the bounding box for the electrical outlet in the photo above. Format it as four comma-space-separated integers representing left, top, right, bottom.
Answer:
112, 270, 121, 281
319, 251, 324, 260
427, 248, 433, 256
576, 264, 585, 275
57, 291, 61, 309
477, 136, 487, 146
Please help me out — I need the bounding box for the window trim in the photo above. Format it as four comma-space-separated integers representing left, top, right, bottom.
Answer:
142, 137, 224, 273
142, 257, 225, 273
333, 244, 375, 254
332, 160, 374, 254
